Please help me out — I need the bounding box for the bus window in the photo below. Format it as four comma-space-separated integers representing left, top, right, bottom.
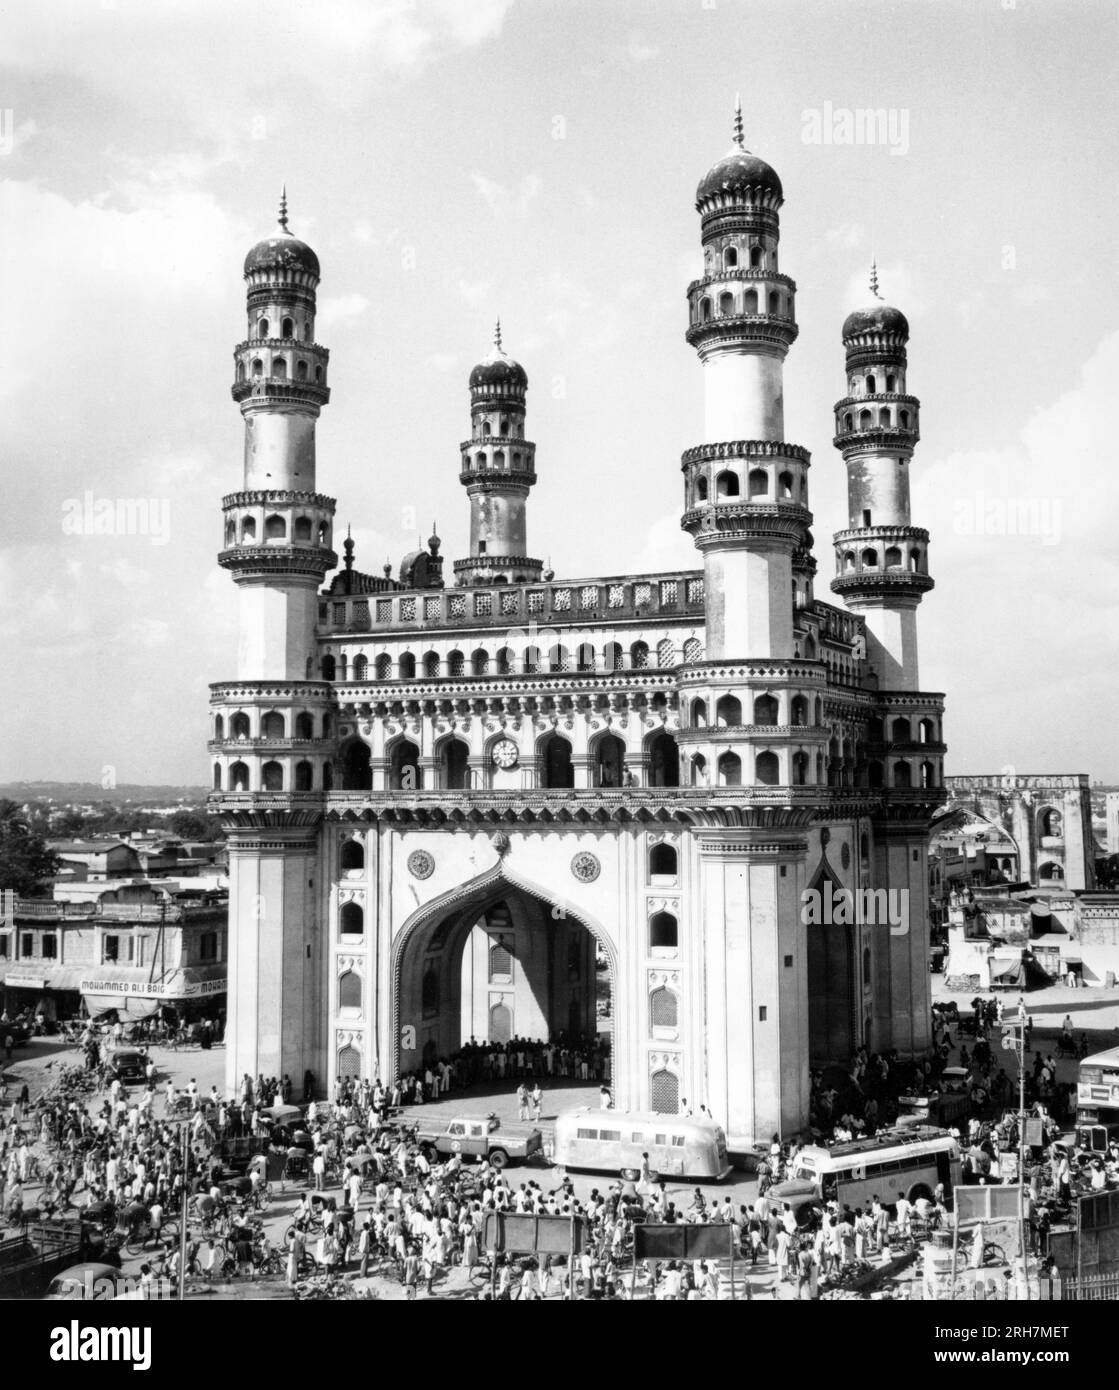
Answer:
630, 1132, 644, 1143
672, 1135, 685, 1147
600, 1130, 621, 1142
655, 1134, 667, 1146
577, 1128, 597, 1139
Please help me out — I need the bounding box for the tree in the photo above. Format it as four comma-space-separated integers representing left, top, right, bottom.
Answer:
168, 810, 220, 842
0, 799, 61, 897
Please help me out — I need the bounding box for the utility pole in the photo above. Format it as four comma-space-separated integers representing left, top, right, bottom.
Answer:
1001, 997, 1029, 1299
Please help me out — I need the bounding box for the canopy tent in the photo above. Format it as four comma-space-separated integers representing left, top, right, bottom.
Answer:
989, 956, 1026, 988
82, 994, 162, 1021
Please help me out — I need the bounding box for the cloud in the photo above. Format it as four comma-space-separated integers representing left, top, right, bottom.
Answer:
472, 172, 542, 220
317, 294, 371, 329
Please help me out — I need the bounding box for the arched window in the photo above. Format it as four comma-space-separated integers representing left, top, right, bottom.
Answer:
647, 730, 679, 787
322, 761, 333, 790
718, 290, 734, 316
281, 316, 293, 338
893, 760, 912, 789
339, 972, 361, 1011
548, 645, 569, 673
753, 694, 779, 724
892, 717, 911, 743
716, 470, 740, 499
768, 289, 780, 314
651, 1069, 679, 1115
251, 358, 263, 379
447, 650, 465, 678
523, 646, 540, 675
866, 374, 876, 393
899, 409, 910, 428
489, 939, 513, 980
375, 654, 392, 680
683, 637, 702, 663
718, 751, 742, 786
294, 760, 313, 790
438, 738, 470, 790
909, 550, 922, 572
340, 902, 364, 936
749, 245, 764, 268
240, 516, 257, 542
489, 1002, 512, 1043
755, 751, 780, 785
656, 638, 674, 669
921, 760, 937, 789
293, 516, 312, 541
493, 450, 505, 470
650, 912, 678, 949
715, 694, 741, 726
743, 287, 758, 314
214, 713, 225, 740
225, 520, 236, 546
650, 987, 678, 1028
389, 739, 421, 791
272, 357, 287, 380
691, 697, 707, 727
398, 652, 416, 680
340, 738, 371, 790
790, 695, 808, 726
630, 641, 649, 669
861, 548, 878, 567
859, 408, 872, 429
352, 655, 368, 682
296, 359, 308, 380
792, 751, 809, 785
804, 636, 817, 660
340, 838, 365, 871
471, 648, 489, 676
540, 733, 574, 789
496, 647, 514, 675
918, 718, 936, 744
261, 760, 283, 791
879, 407, 891, 426
338, 1045, 360, 1079
696, 475, 708, 502
592, 733, 625, 788
886, 374, 896, 391
577, 643, 596, 672
650, 842, 677, 876
304, 323, 313, 342
690, 753, 707, 786
723, 245, 738, 268
258, 318, 269, 339
844, 412, 854, 431
230, 761, 249, 791
699, 297, 712, 322
314, 365, 323, 383
235, 362, 245, 385
421, 967, 439, 1016
748, 468, 768, 497
230, 711, 251, 739
322, 655, 336, 681
778, 470, 794, 499
603, 642, 622, 673
212, 763, 222, 790
884, 546, 902, 568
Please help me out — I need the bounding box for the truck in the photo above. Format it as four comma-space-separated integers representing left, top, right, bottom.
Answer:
413, 1113, 543, 1169
0, 1220, 101, 1299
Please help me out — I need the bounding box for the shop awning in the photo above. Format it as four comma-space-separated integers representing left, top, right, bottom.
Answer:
990, 958, 1026, 985
84, 994, 162, 1021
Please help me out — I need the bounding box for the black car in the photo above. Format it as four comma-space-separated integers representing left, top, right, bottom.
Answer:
110, 1050, 149, 1082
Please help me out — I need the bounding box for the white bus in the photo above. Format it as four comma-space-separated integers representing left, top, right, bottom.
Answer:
552, 1109, 733, 1181
790, 1126, 960, 1211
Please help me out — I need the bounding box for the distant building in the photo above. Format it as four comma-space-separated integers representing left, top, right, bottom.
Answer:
0, 883, 227, 1025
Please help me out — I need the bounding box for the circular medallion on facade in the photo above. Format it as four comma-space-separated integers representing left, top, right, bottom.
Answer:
571, 851, 601, 884
407, 849, 435, 880
841, 843, 851, 870
491, 738, 519, 769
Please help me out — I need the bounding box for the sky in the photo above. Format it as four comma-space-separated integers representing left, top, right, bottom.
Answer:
0, 0, 1117, 786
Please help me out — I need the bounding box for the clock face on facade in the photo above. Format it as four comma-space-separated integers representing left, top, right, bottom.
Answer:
491, 738, 519, 769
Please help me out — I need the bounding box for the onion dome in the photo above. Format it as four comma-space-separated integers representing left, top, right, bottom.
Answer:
843, 263, 909, 339
696, 96, 782, 206
243, 186, 320, 279
469, 319, 527, 389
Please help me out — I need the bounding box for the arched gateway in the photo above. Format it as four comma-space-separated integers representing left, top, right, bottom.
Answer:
391, 863, 616, 1082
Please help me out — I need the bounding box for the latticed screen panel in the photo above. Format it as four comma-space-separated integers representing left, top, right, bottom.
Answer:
650, 988, 678, 1028
489, 942, 513, 980
338, 1045, 361, 1079
651, 1068, 679, 1115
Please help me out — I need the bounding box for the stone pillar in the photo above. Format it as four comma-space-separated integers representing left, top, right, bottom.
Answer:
695, 830, 809, 1148
871, 825, 933, 1057
224, 820, 325, 1098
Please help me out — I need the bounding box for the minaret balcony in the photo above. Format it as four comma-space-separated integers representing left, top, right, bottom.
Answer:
682, 501, 810, 546
831, 570, 934, 599
218, 543, 337, 579
459, 469, 537, 491
686, 315, 798, 355
232, 378, 330, 409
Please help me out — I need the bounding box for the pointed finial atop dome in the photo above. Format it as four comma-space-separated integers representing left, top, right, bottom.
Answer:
494, 317, 503, 352
428, 521, 441, 554
870, 259, 882, 301
733, 93, 745, 149
383, 558, 392, 578
278, 183, 289, 232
